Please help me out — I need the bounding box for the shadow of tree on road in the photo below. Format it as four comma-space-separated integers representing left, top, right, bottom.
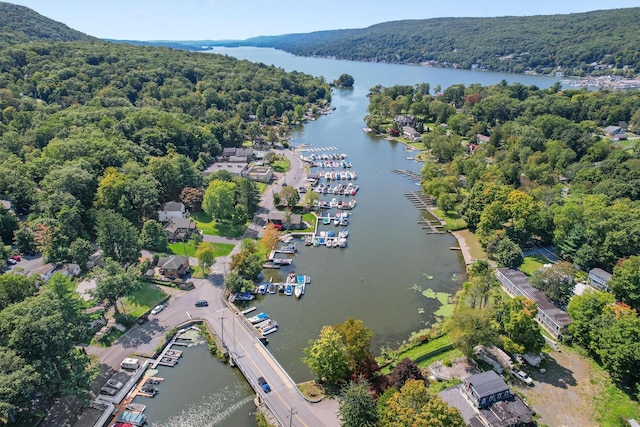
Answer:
116, 319, 165, 349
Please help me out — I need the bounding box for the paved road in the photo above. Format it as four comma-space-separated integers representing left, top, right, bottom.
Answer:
85, 149, 341, 426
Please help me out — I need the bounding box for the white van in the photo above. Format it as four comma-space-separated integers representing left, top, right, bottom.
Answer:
121, 357, 140, 370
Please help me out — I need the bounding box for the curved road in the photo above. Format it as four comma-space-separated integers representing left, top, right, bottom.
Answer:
88, 147, 340, 426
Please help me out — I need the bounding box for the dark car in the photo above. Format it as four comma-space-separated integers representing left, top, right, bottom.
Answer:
195, 300, 208, 307
257, 376, 271, 393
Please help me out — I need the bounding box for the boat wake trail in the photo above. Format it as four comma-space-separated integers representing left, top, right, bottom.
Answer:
152, 384, 254, 427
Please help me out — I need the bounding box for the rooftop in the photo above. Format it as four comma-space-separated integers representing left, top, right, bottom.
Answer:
464, 370, 510, 399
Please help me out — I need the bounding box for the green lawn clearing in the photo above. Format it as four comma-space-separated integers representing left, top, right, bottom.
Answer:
272, 156, 290, 173
169, 240, 196, 257
190, 212, 245, 238
432, 208, 467, 231
122, 283, 167, 317
520, 254, 547, 276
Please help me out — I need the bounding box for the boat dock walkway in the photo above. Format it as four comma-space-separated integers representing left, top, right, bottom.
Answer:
404, 190, 435, 209
392, 168, 422, 181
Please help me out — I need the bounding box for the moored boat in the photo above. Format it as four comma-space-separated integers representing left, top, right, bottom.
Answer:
284, 284, 293, 296
294, 282, 305, 298
267, 282, 277, 294
248, 312, 269, 324
259, 320, 278, 334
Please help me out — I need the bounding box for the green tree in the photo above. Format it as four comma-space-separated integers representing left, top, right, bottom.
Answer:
445, 307, 497, 356
95, 209, 141, 265
609, 255, 640, 311
338, 378, 378, 427
496, 238, 523, 268
595, 308, 640, 390
279, 185, 300, 208
229, 239, 263, 281
13, 225, 36, 255
0, 273, 40, 311
495, 296, 545, 354
203, 179, 236, 223
195, 242, 216, 275
0, 207, 19, 244
530, 261, 575, 307
0, 347, 40, 419
567, 290, 616, 349
302, 325, 350, 384
68, 238, 92, 269
91, 258, 143, 314
140, 219, 169, 252
335, 73, 355, 87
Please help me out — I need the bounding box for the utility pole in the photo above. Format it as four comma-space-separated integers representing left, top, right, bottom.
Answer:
288, 407, 297, 427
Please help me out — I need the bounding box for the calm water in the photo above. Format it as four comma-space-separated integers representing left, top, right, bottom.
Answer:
143, 47, 563, 424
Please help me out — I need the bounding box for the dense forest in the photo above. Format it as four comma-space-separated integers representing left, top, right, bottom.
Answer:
210, 8, 640, 77
0, 2, 332, 419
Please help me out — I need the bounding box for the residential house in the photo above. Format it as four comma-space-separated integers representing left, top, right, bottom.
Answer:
402, 126, 422, 142
394, 115, 416, 127
87, 250, 105, 269
476, 134, 490, 144
588, 268, 612, 291
495, 268, 572, 339
164, 218, 197, 242
243, 166, 274, 183
32, 263, 57, 282
158, 201, 188, 223
267, 211, 303, 230
61, 263, 81, 277
203, 162, 248, 177
220, 147, 254, 161
603, 125, 627, 140
440, 370, 534, 427
157, 255, 190, 279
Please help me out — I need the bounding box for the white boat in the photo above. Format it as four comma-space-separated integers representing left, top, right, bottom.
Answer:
339, 217, 349, 226
339, 229, 349, 238
248, 312, 269, 324
259, 320, 278, 334
262, 326, 278, 336
294, 282, 305, 298
325, 238, 332, 247
338, 237, 348, 248
258, 284, 267, 294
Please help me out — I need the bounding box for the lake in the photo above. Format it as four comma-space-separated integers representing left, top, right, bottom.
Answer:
144, 47, 563, 425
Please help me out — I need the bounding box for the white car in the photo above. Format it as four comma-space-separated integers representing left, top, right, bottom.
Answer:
150, 304, 164, 315
513, 370, 534, 386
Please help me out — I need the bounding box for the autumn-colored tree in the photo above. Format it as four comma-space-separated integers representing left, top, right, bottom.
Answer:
195, 242, 216, 275
260, 223, 280, 253
334, 317, 378, 379
378, 379, 465, 427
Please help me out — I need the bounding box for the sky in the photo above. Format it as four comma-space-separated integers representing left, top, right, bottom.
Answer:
5, 0, 640, 41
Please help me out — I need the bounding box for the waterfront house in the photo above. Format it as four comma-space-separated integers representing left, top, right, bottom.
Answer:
158, 201, 188, 223
394, 115, 416, 127
440, 370, 534, 426
588, 267, 612, 291
267, 211, 303, 230
164, 217, 197, 242
157, 255, 190, 279
495, 268, 572, 339
402, 126, 422, 142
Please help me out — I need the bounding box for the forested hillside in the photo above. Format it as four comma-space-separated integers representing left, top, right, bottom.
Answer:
0, 2, 96, 45
0, 5, 331, 417
218, 8, 640, 77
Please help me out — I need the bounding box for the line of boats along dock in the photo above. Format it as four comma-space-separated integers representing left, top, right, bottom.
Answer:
232, 148, 362, 336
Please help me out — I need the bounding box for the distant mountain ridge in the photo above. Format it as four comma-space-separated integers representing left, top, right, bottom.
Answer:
201, 8, 640, 77
0, 2, 96, 45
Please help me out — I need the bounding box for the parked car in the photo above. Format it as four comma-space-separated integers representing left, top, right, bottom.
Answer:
107, 379, 124, 390
9, 255, 20, 261
99, 386, 118, 396
195, 300, 208, 307
513, 370, 534, 386
257, 376, 271, 393
6, 259, 16, 265
150, 304, 164, 315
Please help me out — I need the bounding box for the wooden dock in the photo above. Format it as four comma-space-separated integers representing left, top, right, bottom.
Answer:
419, 215, 446, 234
404, 190, 435, 209
392, 169, 422, 182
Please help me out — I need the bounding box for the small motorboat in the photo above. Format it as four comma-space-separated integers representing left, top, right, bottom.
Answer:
258, 284, 267, 294
248, 312, 269, 324
284, 284, 293, 296
294, 282, 305, 298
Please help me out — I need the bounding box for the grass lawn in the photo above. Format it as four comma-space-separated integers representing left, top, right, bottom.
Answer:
190, 212, 245, 238
122, 283, 167, 317
301, 212, 316, 232
432, 208, 467, 231
272, 156, 290, 173
520, 254, 547, 276
455, 229, 487, 261
417, 348, 464, 369
255, 182, 268, 194
382, 335, 456, 374
169, 240, 196, 257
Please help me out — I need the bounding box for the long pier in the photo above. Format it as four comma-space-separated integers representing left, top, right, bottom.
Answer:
392, 168, 422, 181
